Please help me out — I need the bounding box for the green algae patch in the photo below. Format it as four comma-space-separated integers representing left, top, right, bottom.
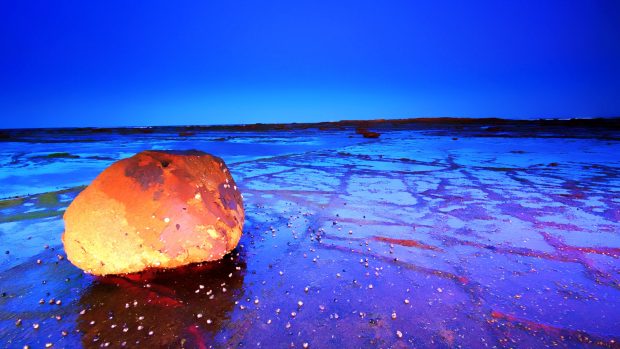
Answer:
0, 197, 24, 209
37, 192, 60, 207
0, 209, 64, 223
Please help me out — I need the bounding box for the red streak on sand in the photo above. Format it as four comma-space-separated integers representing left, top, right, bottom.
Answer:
573, 246, 620, 258
490, 310, 620, 348
187, 325, 208, 349
372, 236, 442, 251
542, 231, 620, 259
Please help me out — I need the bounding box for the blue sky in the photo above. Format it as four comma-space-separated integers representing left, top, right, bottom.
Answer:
1, 1, 619, 128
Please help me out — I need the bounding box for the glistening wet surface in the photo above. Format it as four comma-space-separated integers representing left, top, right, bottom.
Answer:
1, 121, 620, 348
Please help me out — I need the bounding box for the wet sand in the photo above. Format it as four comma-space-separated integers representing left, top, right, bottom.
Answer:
1, 118, 620, 348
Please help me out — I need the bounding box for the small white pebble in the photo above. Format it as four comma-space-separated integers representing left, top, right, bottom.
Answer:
396, 330, 403, 338
164, 217, 170, 223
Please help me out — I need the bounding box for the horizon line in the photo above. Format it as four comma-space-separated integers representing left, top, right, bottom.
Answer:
2, 115, 620, 131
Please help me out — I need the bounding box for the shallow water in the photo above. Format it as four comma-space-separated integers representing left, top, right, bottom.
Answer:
1, 124, 620, 348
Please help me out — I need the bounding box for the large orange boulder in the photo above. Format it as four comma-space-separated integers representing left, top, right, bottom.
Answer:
62, 150, 244, 275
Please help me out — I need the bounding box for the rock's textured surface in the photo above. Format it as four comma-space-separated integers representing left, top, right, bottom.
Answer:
62, 150, 244, 275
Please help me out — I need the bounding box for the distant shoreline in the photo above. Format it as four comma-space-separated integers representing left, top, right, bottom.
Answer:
2, 116, 620, 132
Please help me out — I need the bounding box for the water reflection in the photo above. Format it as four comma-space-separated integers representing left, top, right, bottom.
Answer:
77, 254, 246, 348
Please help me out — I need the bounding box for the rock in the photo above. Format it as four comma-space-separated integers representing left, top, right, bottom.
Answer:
355, 127, 381, 138
362, 131, 380, 138
62, 150, 244, 275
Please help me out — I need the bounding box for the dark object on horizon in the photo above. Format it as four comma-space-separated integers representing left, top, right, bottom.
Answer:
362, 131, 381, 138
356, 127, 381, 138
